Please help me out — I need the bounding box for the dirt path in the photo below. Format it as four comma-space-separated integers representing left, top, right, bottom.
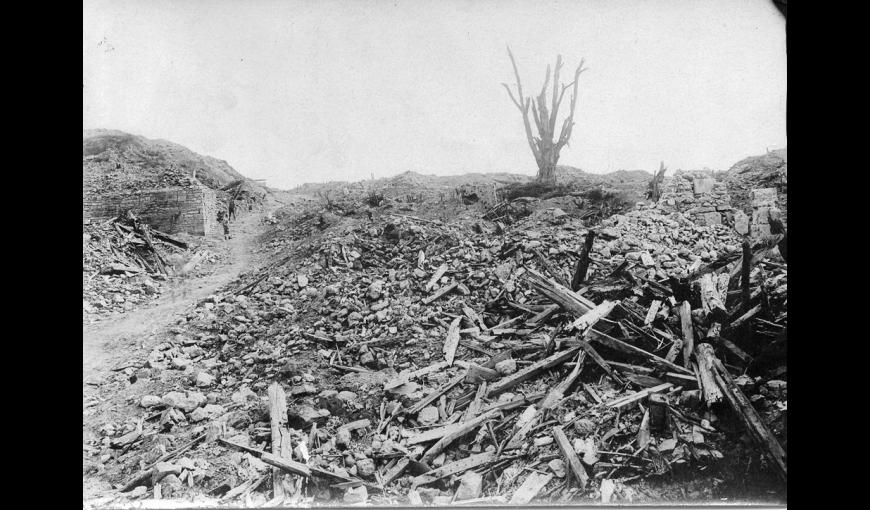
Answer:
82, 212, 266, 387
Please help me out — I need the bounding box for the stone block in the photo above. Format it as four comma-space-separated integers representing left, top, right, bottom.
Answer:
701, 212, 722, 226
734, 211, 749, 235
750, 188, 778, 208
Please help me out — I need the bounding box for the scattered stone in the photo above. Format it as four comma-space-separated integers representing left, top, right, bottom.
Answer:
195, 372, 215, 387
548, 458, 567, 478
417, 406, 440, 426
140, 395, 162, 408
343, 485, 368, 504
455, 471, 483, 500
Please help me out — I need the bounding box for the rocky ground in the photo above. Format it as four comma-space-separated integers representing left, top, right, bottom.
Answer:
82, 168, 787, 508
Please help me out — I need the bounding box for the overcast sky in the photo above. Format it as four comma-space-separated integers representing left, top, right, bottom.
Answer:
83, 0, 786, 189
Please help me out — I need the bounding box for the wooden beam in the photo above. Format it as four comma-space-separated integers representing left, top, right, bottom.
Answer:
679, 301, 694, 369
571, 231, 596, 291
486, 346, 583, 398
552, 425, 588, 488
606, 383, 674, 409
268, 383, 293, 500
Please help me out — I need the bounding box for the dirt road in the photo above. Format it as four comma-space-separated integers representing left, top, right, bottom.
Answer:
82, 212, 265, 387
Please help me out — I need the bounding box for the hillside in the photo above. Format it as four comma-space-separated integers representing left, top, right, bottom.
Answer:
82, 129, 264, 195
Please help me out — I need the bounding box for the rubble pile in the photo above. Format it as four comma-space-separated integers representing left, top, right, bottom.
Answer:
83, 191, 786, 506
83, 147, 201, 196
83, 213, 218, 320
83, 129, 254, 195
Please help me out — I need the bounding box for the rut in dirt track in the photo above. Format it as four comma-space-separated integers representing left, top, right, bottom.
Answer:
82, 212, 267, 387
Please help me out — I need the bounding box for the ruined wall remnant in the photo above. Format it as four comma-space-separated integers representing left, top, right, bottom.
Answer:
82, 183, 222, 236
748, 188, 779, 238
655, 170, 733, 227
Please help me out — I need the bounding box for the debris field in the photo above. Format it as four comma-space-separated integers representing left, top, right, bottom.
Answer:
83, 174, 787, 506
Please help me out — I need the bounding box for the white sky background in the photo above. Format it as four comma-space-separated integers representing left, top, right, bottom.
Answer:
82, 0, 786, 189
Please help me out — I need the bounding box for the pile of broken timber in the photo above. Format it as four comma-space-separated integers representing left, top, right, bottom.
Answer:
229, 254, 784, 504
98, 211, 189, 277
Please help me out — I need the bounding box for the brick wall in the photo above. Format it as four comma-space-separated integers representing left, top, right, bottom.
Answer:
83, 184, 221, 236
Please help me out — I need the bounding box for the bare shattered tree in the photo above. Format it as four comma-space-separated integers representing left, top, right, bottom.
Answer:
503, 47, 588, 182
647, 161, 667, 202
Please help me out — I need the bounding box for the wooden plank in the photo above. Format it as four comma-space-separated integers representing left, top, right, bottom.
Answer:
462, 304, 487, 331
524, 269, 596, 318
268, 383, 293, 500
693, 344, 723, 406
420, 409, 500, 463
679, 301, 694, 369
481, 391, 546, 413
486, 345, 583, 398
540, 351, 586, 410
606, 383, 674, 409
587, 329, 692, 375
443, 317, 462, 366
741, 239, 752, 312
384, 361, 450, 390
729, 304, 762, 329
577, 339, 625, 386
463, 381, 488, 422
553, 425, 588, 489
382, 457, 409, 486
407, 372, 465, 415
714, 335, 753, 365
710, 356, 787, 481
526, 304, 560, 327
644, 300, 662, 326
261, 452, 312, 478
425, 264, 449, 292
699, 273, 727, 319
509, 472, 553, 505
570, 300, 618, 332
571, 231, 596, 291
422, 281, 459, 304
412, 451, 497, 486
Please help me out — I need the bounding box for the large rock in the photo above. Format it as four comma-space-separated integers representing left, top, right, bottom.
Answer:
343, 485, 368, 504
367, 280, 385, 300
162, 392, 203, 413
356, 458, 376, 478
750, 188, 778, 208
140, 395, 162, 408
417, 406, 440, 426
195, 372, 215, 388
454, 471, 483, 501
287, 405, 330, 429
733, 210, 750, 235
701, 212, 722, 226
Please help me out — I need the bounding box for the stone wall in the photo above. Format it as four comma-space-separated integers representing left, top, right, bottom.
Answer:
654, 170, 734, 226
747, 188, 780, 238
83, 184, 221, 236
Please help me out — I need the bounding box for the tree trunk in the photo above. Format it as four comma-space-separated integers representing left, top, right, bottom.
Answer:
538, 164, 557, 182
538, 146, 558, 182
